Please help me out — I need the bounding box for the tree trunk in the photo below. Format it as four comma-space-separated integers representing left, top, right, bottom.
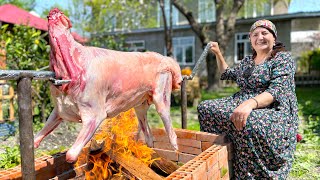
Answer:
159, 0, 173, 57
173, 0, 245, 91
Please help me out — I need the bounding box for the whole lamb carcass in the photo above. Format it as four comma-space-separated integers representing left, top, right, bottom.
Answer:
34, 8, 182, 163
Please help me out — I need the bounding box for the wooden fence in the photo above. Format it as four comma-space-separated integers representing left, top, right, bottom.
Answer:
220, 75, 320, 87
295, 75, 320, 86
0, 80, 15, 123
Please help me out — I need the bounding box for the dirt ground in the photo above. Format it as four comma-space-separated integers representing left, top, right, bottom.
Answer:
0, 121, 81, 156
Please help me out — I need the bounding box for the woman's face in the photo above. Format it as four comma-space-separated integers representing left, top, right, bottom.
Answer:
250, 27, 275, 53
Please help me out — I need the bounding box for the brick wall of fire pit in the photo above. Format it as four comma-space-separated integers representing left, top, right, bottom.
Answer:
0, 128, 233, 180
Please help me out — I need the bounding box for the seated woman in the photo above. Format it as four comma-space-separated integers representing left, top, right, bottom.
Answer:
197, 19, 299, 179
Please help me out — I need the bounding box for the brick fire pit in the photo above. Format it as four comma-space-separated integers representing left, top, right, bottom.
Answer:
0, 128, 233, 180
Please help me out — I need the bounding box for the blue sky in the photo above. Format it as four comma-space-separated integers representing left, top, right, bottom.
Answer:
33, 0, 320, 17
34, 0, 71, 16
289, 0, 320, 13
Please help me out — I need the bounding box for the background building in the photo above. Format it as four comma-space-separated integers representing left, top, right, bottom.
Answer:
108, 0, 320, 74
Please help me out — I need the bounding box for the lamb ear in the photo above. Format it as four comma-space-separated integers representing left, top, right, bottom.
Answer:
60, 14, 72, 29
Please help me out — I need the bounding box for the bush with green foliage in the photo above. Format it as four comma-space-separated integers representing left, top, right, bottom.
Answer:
298, 48, 320, 73
0, 24, 53, 123
0, 145, 20, 169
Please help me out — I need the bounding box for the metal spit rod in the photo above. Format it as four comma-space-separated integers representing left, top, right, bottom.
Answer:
0, 70, 70, 180
180, 43, 212, 129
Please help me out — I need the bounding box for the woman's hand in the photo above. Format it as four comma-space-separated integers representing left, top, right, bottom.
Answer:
209, 42, 222, 55
230, 99, 257, 131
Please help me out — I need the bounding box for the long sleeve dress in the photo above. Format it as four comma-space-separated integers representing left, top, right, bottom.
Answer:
197, 51, 299, 179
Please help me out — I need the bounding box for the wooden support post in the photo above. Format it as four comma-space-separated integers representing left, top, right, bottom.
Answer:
9, 86, 14, 121
0, 87, 3, 122
181, 77, 187, 129
17, 76, 35, 180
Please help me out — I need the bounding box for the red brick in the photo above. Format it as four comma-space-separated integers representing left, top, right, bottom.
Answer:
153, 135, 170, 142
205, 145, 220, 152
178, 145, 202, 155
201, 141, 213, 151
152, 128, 167, 136
218, 146, 228, 162
153, 148, 179, 161
194, 151, 219, 171
178, 153, 197, 164
154, 142, 202, 155
34, 160, 48, 171
195, 132, 225, 143
177, 160, 207, 180
206, 163, 220, 180
165, 172, 192, 180
8, 169, 22, 179
154, 141, 175, 150
177, 138, 201, 148
174, 129, 197, 140
0, 169, 10, 177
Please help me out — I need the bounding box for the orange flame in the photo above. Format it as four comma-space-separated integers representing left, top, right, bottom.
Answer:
75, 109, 155, 179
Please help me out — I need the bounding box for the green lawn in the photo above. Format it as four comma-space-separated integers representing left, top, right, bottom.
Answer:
291, 87, 320, 179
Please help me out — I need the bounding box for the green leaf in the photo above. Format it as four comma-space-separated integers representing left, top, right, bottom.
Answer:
5, 37, 12, 46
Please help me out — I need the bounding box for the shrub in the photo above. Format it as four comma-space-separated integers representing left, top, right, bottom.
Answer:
0, 24, 52, 123
298, 48, 320, 73
0, 145, 20, 169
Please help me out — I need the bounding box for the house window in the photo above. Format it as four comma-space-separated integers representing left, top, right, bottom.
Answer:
125, 40, 145, 52
173, 37, 195, 65
243, 0, 272, 18
198, 0, 215, 23
234, 33, 251, 63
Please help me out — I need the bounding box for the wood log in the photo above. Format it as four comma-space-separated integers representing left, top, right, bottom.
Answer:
151, 152, 179, 176
89, 139, 163, 180
105, 146, 163, 180
89, 139, 179, 176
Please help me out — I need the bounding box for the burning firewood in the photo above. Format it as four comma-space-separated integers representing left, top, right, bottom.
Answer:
73, 109, 179, 179
88, 139, 179, 179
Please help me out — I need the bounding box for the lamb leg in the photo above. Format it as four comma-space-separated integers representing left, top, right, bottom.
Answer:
134, 101, 153, 147
66, 106, 106, 162
153, 73, 178, 150
34, 108, 62, 148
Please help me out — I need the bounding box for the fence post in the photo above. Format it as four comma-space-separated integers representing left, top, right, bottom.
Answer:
17, 76, 35, 180
9, 87, 14, 121
0, 87, 3, 122
181, 77, 187, 129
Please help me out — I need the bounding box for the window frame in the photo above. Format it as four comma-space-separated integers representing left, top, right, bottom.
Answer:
198, 0, 215, 23
234, 32, 251, 64
172, 36, 195, 66
125, 40, 146, 52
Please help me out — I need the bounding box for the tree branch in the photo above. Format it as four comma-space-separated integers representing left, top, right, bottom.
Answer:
172, 0, 209, 46
225, 0, 245, 42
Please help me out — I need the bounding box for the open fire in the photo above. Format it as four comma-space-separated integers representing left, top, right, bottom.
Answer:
74, 109, 156, 179
0, 109, 232, 179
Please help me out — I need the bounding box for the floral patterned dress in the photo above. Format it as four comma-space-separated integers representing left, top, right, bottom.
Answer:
197, 51, 299, 179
